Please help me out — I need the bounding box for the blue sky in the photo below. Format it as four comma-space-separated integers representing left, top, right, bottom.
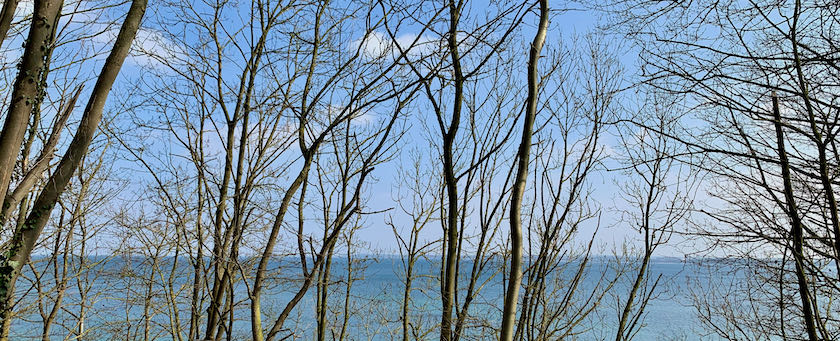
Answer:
2, 0, 708, 258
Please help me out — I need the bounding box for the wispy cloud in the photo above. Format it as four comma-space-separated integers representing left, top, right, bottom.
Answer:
353, 31, 440, 60
91, 26, 186, 69
128, 28, 186, 69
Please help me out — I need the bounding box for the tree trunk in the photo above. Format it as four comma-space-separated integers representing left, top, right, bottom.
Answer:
772, 92, 819, 341
440, 2, 463, 340
0, 0, 62, 228
0, 0, 147, 335
500, 1, 548, 340
0, 0, 19, 48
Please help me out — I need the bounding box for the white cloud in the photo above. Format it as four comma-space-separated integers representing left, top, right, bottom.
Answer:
91, 26, 186, 70
351, 110, 376, 126
353, 31, 440, 60
325, 104, 378, 127
129, 28, 186, 69
355, 31, 390, 58
7, 0, 184, 71
598, 140, 616, 157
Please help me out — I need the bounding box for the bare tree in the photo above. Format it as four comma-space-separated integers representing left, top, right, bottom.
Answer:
601, 0, 840, 338
613, 100, 694, 340
509, 36, 620, 341
0, 0, 147, 337
388, 148, 441, 341
385, 1, 530, 339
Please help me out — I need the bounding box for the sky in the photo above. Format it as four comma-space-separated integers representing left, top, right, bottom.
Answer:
1, 0, 710, 259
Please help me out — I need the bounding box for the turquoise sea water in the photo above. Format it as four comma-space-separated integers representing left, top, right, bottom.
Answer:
9, 256, 736, 340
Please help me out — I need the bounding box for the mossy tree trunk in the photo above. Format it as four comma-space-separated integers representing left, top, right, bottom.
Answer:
0, 0, 147, 337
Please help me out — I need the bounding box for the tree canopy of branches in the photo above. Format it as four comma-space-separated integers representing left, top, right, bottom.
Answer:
11, 0, 836, 340
603, 0, 840, 339
0, 0, 147, 338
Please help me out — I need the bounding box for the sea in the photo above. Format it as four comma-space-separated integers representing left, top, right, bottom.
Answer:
7, 256, 745, 340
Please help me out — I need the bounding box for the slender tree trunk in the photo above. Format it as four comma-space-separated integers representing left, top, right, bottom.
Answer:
143, 254, 158, 341
42, 224, 71, 341
402, 254, 415, 341
316, 241, 336, 341
0, 0, 19, 48
440, 2, 463, 340
189, 123, 206, 340
772, 92, 819, 341
253, 157, 315, 341
616, 252, 650, 341
203, 119, 235, 341
338, 240, 353, 341
500, 1, 548, 340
